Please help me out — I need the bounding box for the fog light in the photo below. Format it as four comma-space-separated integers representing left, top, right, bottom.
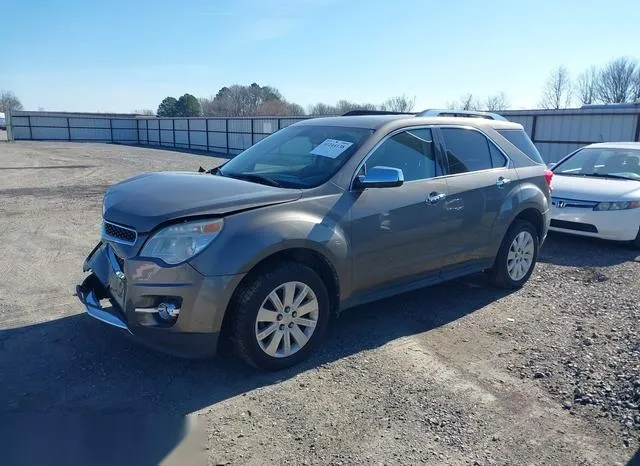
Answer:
158, 302, 180, 320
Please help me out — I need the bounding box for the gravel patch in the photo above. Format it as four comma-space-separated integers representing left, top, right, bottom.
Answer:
0, 141, 638, 465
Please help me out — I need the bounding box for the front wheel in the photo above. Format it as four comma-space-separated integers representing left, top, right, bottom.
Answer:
487, 220, 539, 289
229, 262, 330, 370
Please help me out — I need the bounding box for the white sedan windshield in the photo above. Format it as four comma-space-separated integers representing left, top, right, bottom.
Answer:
553, 147, 640, 180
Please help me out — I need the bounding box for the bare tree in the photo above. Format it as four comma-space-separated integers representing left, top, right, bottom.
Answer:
0, 91, 24, 113
633, 67, 640, 102
539, 66, 573, 109
576, 66, 599, 105
596, 57, 638, 104
308, 102, 337, 115
380, 94, 416, 112
447, 94, 481, 111
484, 92, 509, 111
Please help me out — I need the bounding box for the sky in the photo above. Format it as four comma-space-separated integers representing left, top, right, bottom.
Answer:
3, 0, 640, 113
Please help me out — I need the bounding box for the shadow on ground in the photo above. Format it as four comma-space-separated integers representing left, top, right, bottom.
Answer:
539, 232, 639, 267
629, 448, 640, 466
0, 272, 509, 464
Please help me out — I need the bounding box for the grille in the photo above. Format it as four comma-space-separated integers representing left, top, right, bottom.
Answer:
550, 219, 598, 233
103, 221, 137, 244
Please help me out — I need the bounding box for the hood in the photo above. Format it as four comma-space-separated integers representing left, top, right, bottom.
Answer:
552, 174, 640, 202
103, 172, 302, 232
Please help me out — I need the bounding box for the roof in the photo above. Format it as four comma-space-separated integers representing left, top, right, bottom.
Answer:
294, 114, 522, 131
585, 142, 640, 150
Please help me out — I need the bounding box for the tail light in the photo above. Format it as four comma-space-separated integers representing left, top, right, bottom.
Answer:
544, 169, 554, 192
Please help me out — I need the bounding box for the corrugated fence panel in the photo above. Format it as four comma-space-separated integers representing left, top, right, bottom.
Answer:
190, 119, 206, 131
69, 118, 110, 128
112, 129, 137, 141
11, 116, 30, 127
253, 118, 279, 134
209, 132, 226, 148
174, 119, 188, 131
160, 119, 173, 130
228, 133, 252, 150
228, 119, 251, 133
190, 131, 206, 147
32, 127, 68, 139
29, 116, 68, 127
505, 115, 534, 135
112, 119, 137, 129
160, 130, 173, 145
12, 127, 31, 139
536, 142, 585, 163
207, 119, 226, 132
70, 128, 111, 140
174, 130, 188, 145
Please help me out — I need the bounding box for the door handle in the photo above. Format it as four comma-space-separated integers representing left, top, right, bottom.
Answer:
496, 176, 512, 188
427, 192, 446, 205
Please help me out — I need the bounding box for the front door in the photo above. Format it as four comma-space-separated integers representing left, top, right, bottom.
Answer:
349, 128, 452, 295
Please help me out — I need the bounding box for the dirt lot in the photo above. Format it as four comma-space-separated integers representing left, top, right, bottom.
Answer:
0, 141, 638, 466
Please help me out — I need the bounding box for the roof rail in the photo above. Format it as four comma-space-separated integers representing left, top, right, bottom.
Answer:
342, 110, 414, 116
417, 109, 508, 121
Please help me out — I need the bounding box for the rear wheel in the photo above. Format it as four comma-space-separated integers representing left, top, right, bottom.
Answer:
487, 220, 539, 289
631, 228, 640, 249
229, 262, 330, 370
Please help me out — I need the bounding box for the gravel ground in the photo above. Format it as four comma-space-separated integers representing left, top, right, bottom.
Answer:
0, 141, 638, 465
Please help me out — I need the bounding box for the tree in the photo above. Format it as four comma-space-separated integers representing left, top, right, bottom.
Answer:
596, 57, 637, 104
633, 67, 640, 102
200, 84, 290, 117
286, 102, 305, 116
484, 92, 509, 111
539, 66, 572, 109
577, 66, 599, 105
381, 94, 416, 112
447, 94, 481, 111
157, 97, 178, 117
0, 91, 24, 113
176, 93, 201, 116
308, 102, 338, 115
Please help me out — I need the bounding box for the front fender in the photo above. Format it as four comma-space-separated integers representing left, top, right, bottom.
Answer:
189, 202, 349, 290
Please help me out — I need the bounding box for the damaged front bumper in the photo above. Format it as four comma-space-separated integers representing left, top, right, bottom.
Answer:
76, 242, 245, 358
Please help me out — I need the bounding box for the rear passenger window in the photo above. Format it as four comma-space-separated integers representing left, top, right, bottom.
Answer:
441, 128, 494, 174
364, 128, 436, 181
497, 129, 544, 164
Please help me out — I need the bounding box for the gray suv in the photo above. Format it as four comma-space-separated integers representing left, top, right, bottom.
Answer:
77, 112, 551, 370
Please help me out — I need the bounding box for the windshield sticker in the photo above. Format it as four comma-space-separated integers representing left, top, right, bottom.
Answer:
310, 139, 354, 159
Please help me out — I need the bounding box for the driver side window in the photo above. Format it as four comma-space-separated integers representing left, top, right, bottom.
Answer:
363, 128, 436, 182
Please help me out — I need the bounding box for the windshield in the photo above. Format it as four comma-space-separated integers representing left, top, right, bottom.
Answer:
553, 147, 640, 181
219, 125, 373, 188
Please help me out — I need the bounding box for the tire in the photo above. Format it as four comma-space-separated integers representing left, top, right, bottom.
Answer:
229, 261, 331, 370
630, 228, 640, 249
487, 220, 539, 289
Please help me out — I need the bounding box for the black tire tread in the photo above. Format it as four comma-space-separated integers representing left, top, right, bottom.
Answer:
487, 219, 538, 289
228, 261, 329, 370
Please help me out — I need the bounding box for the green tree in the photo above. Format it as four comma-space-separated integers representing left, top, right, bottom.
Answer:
176, 93, 202, 117
157, 97, 178, 117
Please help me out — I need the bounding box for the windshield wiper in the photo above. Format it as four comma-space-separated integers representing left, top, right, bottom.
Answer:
221, 172, 282, 187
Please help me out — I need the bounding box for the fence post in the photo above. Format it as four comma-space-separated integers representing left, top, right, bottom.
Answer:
136, 118, 140, 145
187, 119, 191, 149
158, 120, 161, 146
530, 115, 538, 143
67, 117, 71, 141
225, 119, 229, 156
634, 114, 640, 142
205, 118, 210, 152
146, 120, 149, 145
27, 115, 33, 140
109, 119, 113, 143
277, 118, 281, 131
172, 118, 175, 147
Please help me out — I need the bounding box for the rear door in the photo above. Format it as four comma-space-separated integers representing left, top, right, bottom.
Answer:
436, 126, 518, 265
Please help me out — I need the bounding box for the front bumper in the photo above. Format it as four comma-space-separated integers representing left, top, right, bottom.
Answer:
76, 242, 245, 358
550, 205, 640, 241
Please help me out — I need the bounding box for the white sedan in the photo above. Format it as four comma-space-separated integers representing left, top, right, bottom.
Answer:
549, 142, 640, 247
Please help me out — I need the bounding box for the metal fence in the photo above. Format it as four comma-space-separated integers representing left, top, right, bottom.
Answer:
7, 106, 640, 162
7, 111, 309, 156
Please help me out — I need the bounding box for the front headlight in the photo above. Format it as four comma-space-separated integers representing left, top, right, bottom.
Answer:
141, 219, 224, 265
594, 201, 640, 211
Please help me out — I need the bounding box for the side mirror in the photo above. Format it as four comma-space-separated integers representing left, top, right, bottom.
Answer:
355, 166, 404, 189
547, 162, 556, 169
